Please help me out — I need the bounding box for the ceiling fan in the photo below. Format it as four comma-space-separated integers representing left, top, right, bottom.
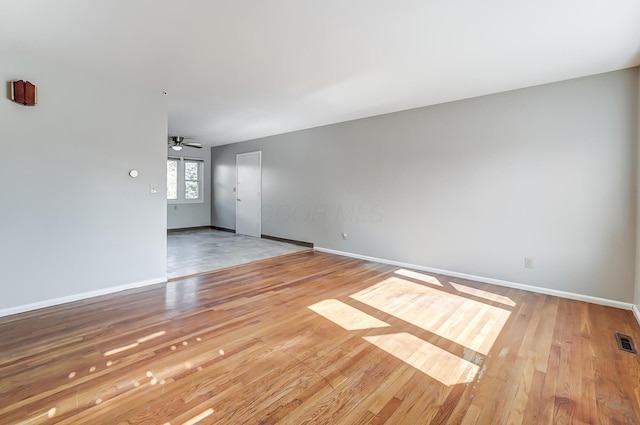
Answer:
169, 136, 202, 151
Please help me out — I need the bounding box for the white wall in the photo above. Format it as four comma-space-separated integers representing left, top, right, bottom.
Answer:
0, 54, 168, 311
212, 68, 639, 303
167, 147, 211, 229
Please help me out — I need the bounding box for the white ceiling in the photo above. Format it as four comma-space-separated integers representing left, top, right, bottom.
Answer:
2, 1, 639, 147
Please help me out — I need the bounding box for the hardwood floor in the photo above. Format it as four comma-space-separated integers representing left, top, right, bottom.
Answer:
1, 251, 639, 424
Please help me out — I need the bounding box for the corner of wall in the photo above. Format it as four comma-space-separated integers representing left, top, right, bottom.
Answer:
635, 66, 640, 325
633, 305, 640, 328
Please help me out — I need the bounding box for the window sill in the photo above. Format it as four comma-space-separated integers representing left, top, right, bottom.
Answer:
168, 199, 205, 205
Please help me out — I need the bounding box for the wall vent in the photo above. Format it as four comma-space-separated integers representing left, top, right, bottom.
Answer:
615, 333, 637, 354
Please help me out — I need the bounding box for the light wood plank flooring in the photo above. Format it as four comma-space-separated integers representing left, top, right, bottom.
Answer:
1, 251, 639, 424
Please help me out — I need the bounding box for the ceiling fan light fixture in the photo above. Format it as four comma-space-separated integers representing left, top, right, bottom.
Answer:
171, 145, 183, 151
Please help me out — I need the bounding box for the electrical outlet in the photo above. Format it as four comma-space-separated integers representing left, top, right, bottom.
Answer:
149, 184, 157, 194
524, 257, 533, 268
341, 233, 348, 240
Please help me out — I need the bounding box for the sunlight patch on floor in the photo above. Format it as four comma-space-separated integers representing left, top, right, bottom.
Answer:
163, 407, 215, 425
103, 342, 139, 357
137, 331, 167, 343
364, 332, 480, 386
449, 281, 516, 307
351, 277, 510, 355
308, 299, 390, 331
394, 269, 444, 286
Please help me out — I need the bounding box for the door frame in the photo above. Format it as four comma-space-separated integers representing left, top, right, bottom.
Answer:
235, 151, 262, 237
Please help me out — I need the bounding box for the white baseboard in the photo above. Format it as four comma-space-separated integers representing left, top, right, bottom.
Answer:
0, 276, 167, 319
633, 305, 640, 327
314, 247, 634, 311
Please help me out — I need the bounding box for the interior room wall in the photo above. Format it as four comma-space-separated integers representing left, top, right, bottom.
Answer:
167, 147, 211, 229
635, 68, 640, 321
0, 54, 168, 312
211, 68, 639, 303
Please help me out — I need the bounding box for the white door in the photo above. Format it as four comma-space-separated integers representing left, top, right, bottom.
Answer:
236, 151, 262, 237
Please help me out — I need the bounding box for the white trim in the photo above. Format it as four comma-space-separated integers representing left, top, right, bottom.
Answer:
314, 247, 634, 311
0, 277, 167, 319
168, 156, 204, 162
633, 305, 640, 327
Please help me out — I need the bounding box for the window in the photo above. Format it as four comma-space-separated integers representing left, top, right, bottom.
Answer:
167, 157, 204, 203
167, 159, 178, 200
184, 161, 200, 200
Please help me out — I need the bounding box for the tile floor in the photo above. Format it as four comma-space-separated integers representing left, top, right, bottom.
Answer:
167, 228, 310, 279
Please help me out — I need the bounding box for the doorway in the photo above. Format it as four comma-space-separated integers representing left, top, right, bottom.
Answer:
235, 151, 262, 238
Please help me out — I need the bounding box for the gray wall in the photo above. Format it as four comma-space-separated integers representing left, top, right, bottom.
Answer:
0, 54, 168, 311
212, 68, 639, 303
167, 147, 211, 229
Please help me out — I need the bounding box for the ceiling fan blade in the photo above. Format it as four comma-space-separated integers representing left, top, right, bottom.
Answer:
182, 142, 203, 148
